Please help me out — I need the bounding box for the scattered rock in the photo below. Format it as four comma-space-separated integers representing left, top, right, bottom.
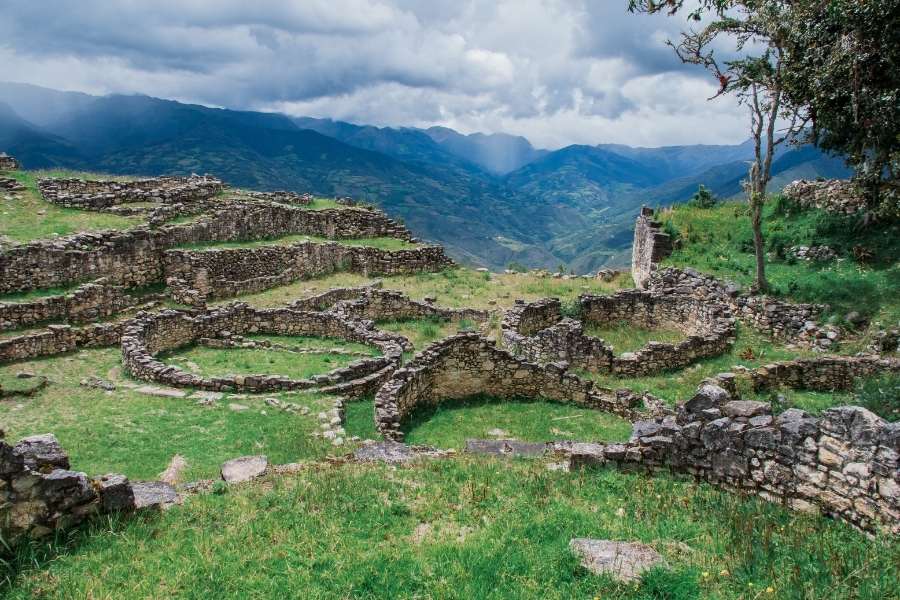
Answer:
221, 455, 268, 483
465, 439, 547, 458
569, 539, 664, 582
354, 441, 421, 464
80, 376, 116, 392
135, 385, 186, 398
131, 481, 180, 510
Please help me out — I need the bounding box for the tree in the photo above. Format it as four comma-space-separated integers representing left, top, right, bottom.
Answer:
779, 1, 900, 218
688, 184, 717, 208
628, 0, 809, 292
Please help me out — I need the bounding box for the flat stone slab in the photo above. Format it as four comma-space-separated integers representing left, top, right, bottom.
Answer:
465, 439, 547, 458
132, 481, 180, 510
569, 539, 664, 582
190, 391, 224, 401
221, 455, 268, 483
354, 441, 420, 464
135, 385, 186, 398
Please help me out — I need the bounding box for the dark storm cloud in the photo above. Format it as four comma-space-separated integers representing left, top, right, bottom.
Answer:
0, 0, 746, 147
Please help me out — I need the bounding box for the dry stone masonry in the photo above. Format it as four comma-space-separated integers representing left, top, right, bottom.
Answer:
631, 206, 673, 289
558, 379, 900, 534
121, 303, 408, 397
0, 432, 176, 543
164, 242, 452, 305
0, 281, 142, 332
783, 179, 867, 215
37, 175, 224, 211
0, 199, 425, 294
502, 292, 735, 376
374, 333, 664, 442
0, 152, 19, 171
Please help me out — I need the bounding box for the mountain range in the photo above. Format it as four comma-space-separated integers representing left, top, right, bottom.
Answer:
0, 82, 851, 272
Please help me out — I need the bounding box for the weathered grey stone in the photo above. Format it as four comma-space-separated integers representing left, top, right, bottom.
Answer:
354, 442, 420, 464
465, 439, 547, 458
39, 470, 95, 510
684, 384, 731, 416
13, 434, 70, 472
569, 539, 664, 582
95, 473, 135, 512
131, 481, 180, 510
221, 455, 268, 483
722, 400, 770, 419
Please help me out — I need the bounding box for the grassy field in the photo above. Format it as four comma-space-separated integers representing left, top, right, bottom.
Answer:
1, 171, 898, 598
4, 458, 897, 599
174, 233, 419, 251
660, 197, 900, 326
0, 348, 336, 481
0, 170, 143, 242
161, 336, 380, 380
584, 320, 686, 354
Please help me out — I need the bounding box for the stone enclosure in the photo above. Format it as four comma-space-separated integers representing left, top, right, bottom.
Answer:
121, 303, 408, 397
501, 291, 735, 376
2, 159, 899, 543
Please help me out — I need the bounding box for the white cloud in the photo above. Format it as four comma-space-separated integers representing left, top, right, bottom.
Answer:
0, 0, 749, 148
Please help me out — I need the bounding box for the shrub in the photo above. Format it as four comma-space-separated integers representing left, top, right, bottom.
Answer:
855, 375, 900, 422
687, 184, 717, 209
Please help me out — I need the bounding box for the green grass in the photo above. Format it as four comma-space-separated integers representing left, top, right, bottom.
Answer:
401, 395, 634, 448
661, 197, 900, 325
3, 458, 896, 599
0, 171, 142, 242
161, 336, 380, 380
0, 349, 336, 481
226, 267, 629, 311
174, 233, 419, 251
0, 282, 88, 304
345, 396, 633, 448
584, 320, 686, 354
377, 317, 477, 350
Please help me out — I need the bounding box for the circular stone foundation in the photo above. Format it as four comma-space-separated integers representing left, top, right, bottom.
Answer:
501, 290, 735, 377
121, 302, 409, 397
374, 333, 660, 442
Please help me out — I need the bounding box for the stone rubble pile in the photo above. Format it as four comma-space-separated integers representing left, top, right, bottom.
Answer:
1, 432, 176, 543
783, 179, 868, 215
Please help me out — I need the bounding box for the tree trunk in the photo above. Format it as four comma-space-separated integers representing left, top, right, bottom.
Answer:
751, 191, 768, 293
748, 162, 769, 293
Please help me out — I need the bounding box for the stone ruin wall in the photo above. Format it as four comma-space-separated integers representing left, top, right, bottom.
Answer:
1, 432, 180, 543
560, 379, 900, 535
37, 175, 224, 210
164, 243, 454, 306
783, 179, 867, 215
501, 291, 735, 377
0, 201, 418, 294
0, 321, 124, 364
0, 282, 141, 332
120, 303, 407, 397
0, 153, 20, 171
745, 355, 900, 394
288, 284, 489, 324
374, 333, 660, 442
631, 206, 673, 289
631, 208, 836, 349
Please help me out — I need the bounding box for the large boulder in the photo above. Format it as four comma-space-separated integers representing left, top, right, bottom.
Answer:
221, 455, 268, 483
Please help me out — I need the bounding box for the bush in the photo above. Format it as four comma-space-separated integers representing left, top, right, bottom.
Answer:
687, 185, 717, 209
855, 375, 900, 422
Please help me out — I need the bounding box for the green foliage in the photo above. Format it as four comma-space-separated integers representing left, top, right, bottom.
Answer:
687, 184, 717, 209
663, 200, 900, 323
780, 0, 900, 213
855, 374, 900, 422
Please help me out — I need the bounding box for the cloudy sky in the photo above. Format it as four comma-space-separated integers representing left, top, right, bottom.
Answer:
0, 0, 747, 149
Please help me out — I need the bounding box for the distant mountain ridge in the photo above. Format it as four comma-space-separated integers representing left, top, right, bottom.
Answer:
0, 81, 851, 272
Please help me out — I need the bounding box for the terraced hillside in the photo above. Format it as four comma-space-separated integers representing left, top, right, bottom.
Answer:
0, 159, 897, 599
